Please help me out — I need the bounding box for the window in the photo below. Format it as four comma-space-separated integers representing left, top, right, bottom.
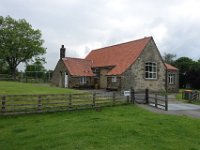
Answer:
145, 62, 157, 79
111, 76, 117, 83
80, 77, 87, 84
168, 73, 175, 84
93, 68, 100, 78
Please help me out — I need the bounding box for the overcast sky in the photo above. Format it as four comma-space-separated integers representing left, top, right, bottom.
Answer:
1, 0, 200, 70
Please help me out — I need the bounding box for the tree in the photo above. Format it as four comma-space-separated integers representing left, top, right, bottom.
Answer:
0, 16, 46, 79
25, 58, 46, 78
174, 57, 194, 71
188, 60, 200, 89
0, 59, 9, 74
174, 57, 200, 89
163, 53, 176, 64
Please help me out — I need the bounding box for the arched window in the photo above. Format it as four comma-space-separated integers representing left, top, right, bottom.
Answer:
145, 62, 157, 79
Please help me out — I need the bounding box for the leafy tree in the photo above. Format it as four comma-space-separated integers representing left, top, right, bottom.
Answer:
0, 59, 9, 74
25, 58, 46, 79
163, 53, 176, 64
188, 60, 200, 89
174, 57, 200, 89
0, 16, 46, 79
174, 57, 194, 71
174, 57, 193, 88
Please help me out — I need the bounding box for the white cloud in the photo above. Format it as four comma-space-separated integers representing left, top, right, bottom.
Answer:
1, 0, 200, 71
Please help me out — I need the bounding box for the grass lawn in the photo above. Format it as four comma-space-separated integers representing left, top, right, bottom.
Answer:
0, 105, 200, 150
0, 81, 80, 95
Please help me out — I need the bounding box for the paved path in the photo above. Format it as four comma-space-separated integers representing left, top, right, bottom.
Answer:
138, 94, 200, 119
168, 103, 200, 111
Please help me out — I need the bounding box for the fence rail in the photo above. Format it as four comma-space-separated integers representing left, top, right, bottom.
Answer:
0, 89, 168, 115
0, 92, 131, 115
134, 89, 168, 111
148, 94, 168, 111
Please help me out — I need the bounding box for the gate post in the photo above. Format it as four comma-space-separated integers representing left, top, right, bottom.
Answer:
126, 96, 130, 103
130, 87, 135, 104
165, 94, 168, 111
145, 88, 149, 104
155, 94, 158, 108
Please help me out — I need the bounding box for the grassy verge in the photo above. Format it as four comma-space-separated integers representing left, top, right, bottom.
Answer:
0, 105, 200, 150
0, 81, 80, 95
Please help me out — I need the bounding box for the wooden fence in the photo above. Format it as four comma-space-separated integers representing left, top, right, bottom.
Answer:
0, 89, 168, 115
148, 92, 168, 111
134, 89, 168, 111
0, 92, 133, 115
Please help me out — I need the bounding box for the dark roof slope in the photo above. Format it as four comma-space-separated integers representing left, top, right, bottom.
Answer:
85, 37, 152, 75
62, 57, 94, 76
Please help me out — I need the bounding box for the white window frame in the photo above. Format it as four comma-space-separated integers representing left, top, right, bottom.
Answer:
80, 77, 87, 84
111, 76, 117, 83
168, 73, 175, 84
145, 62, 157, 79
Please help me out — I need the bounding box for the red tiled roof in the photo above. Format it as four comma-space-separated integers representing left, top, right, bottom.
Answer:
85, 37, 152, 75
165, 63, 178, 71
62, 57, 94, 76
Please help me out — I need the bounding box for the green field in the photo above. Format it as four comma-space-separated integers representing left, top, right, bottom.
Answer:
0, 81, 200, 149
0, 81, 80, 94
0, 105, 200, 150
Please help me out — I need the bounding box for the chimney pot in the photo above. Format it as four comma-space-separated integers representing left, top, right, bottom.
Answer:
60, 45, 66, 60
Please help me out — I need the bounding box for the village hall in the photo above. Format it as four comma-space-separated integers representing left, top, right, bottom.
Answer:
52, 36, 179, 92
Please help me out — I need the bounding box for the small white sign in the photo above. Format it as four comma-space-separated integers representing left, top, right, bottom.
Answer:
124, 91, 130, 97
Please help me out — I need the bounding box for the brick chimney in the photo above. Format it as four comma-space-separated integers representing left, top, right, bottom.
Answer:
60, 45, 66, 60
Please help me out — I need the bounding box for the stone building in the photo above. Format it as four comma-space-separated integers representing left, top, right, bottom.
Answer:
52, 37, 179, 92
165, 63, 179, 92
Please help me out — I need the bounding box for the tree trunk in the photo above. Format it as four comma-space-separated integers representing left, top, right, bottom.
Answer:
10, 66, 17, 80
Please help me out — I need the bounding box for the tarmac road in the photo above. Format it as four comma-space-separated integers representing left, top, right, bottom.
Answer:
138, 95, 200, 119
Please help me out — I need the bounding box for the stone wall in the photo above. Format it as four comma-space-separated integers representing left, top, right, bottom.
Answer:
51, 60, 66, 87
68, 77, 92, 88
99, 68, 109, 88
51, 60, 93, 88
121, 39, 166, 92
107, 76, 121, 90
166, 70, 179, 92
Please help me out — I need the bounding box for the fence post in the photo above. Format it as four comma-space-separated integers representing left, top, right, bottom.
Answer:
126, 96, 130, 103
145, 88, 149, 104
182, 91, 184, 99
93, 93, 96, 107
112, 92, 116, 105
38, 96, 42, 112
69, 94, 72, 109
2, 96, 6, 113
165, 94, 168, 111
155, 94, 157, 108
130, 88, 135, 104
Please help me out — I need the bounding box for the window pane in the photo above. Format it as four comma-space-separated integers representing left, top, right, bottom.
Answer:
145, 66, 148, 71
153, 73, 156, 78
145, 72, 148, 78
145, 62, 157, 79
